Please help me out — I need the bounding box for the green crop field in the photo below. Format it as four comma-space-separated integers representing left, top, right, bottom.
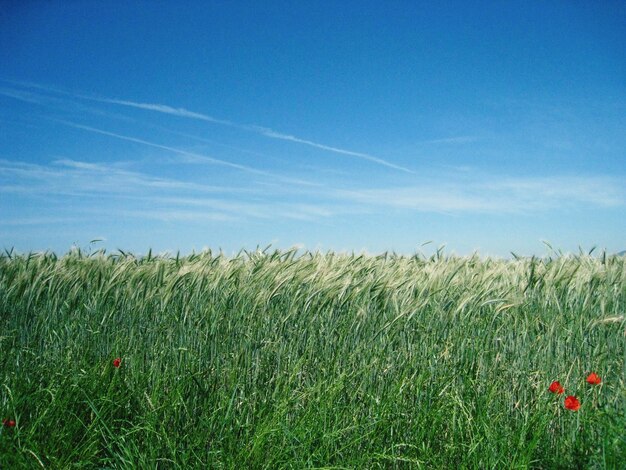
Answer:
1, 248, 625, 468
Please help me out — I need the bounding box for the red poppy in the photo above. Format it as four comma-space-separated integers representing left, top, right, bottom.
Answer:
2, 418, 16, 427
113, 358, 121, 368
549, 381, 564, 394
564, 395, 580, 411
586, 372, 601, 385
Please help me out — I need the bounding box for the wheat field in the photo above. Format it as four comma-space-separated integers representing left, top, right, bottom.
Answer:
1, 248, 625, 468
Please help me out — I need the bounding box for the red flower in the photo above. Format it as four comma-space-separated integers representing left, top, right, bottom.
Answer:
586, 372, 601, 385
113, 357, 121, 368
2, 418, 16, 428
564, 395, 580, 411
549, 380, 564, 394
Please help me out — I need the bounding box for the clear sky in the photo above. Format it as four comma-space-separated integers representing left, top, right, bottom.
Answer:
1, 1, 625, 257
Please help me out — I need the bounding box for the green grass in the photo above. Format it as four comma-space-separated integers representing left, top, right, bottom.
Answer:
1, 248, 625, 468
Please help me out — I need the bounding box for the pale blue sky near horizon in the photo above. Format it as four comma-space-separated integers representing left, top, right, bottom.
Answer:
1, 1, 625, 257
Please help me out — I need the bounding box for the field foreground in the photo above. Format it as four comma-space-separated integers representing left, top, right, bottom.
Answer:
1, 249, 625, 468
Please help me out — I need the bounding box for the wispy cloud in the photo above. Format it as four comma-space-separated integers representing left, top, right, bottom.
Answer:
3, 154, 622, 218
5, 80, 413, 173
52, 120, 318, 186
418, 135, 478, 144
250, 126, 413, 173
154, 127, 272, 159
482, 176, 625, 207
4, 80, 624, 225
0, 158, 258, 198
0, 87, 57, 106
0, 84, 138, 123
101, 98, 235, 126
0, 158, 339, 223
113, 208, 236, 223
56, 120, 272, 174
0, 216, 84, 226
3, 160, 623, 250
144, 196, 337, 221
335, 175, 625, 214
92, 97, 414, 173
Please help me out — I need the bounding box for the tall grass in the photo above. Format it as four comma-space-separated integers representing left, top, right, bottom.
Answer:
1, 248, 625, 468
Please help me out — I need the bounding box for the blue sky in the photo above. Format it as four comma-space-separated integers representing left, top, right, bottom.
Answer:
1, 1, 625, 256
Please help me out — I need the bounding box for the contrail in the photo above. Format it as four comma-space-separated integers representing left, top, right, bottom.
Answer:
5, 80, 414, 173
251, 126, 414, 173
55, 120, 277, 179
98, 98, 414, 173
54, 119, 322, 187
101, 98, 235, 126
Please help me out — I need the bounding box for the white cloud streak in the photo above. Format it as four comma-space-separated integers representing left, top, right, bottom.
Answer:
482, 177, 625, 207
0, 87, 49, 105
418, 136, 478, 144
2, 156, 623, 231
51, 120, 321, 187
100, 98, 414, 172
3, 81, 624, 220
0, 216, 84, 226
147, 196, 336, 221
55, 120, 272, 176
3, 81, 413, 173
249, 126, 413, 173
335, 175, 625, 214
0, 158, 258, 198
0, 158, 340, 223
101, 98, 235, 126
